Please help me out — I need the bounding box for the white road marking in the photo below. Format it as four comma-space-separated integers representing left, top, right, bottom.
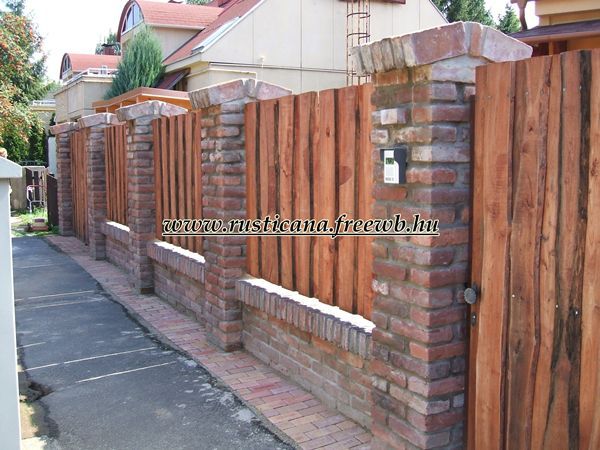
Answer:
15, 262, 72, 270
14, 290, 97, 302
76, 362, 176, 383
16, 299, 105, 310
28, 347, 157, 371
18, 342, 46, 349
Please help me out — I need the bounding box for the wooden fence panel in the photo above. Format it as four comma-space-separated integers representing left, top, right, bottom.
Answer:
245, 84, 374, 319
468, 50, 600, 450
70, 129, 88, 244
105, 124, 127, 225
153, 112, 203, 254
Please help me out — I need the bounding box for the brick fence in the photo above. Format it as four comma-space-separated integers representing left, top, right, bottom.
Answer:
50, 22, 531, 449
353, 22, 531, 449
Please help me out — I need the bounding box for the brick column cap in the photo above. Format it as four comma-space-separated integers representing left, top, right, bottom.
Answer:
49, 121, 79, 135
188, 78, 292, 110
352, 21, 532, 76
116, 100, 187, 122
78, 112, 122, 129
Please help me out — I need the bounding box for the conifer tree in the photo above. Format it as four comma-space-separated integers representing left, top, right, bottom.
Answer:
104, 26, 164, 100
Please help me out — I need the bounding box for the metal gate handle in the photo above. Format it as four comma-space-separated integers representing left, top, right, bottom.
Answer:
464, 284, 479, 305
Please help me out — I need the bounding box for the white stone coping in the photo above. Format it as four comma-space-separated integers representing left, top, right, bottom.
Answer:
237, 276, 374, 358
116, 100, 187, 122
351, 21, 532, 76
188, 78, 292, 110
101, 220, 130, 244
147, 240, 205, 283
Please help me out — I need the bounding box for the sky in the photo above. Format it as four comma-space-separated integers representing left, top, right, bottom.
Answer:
1, 0, 539, 82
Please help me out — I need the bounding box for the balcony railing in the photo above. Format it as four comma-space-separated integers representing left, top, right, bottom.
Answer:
63, 68, 118, 85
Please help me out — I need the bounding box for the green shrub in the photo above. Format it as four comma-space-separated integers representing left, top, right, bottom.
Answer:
104, 26, 164, 100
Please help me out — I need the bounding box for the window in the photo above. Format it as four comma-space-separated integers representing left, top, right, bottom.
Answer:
61, 56, 72, 79
122, 3, 142, 34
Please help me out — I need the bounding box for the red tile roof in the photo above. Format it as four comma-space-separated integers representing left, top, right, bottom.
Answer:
163, 0, 261, 66
117, 0, 223, 41
61, 53, 121, 79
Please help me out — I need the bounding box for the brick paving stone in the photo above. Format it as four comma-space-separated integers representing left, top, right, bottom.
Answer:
45, 235, 373, 449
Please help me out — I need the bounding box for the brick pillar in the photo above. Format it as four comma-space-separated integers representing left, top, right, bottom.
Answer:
77, 113, 122, 260
189, 79, 291, 351
116, 101, 187, 293
352, 23, 532, 449
49, 122, 79, 236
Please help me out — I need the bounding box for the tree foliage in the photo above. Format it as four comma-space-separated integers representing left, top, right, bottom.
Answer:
0, 0, 52, 162
95, 30, 121, 56
104, 26, 164, 100
433, 0, 494, 26
497, 3, 521, 34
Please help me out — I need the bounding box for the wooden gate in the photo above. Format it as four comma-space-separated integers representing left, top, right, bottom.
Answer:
245, 84, 374, 319
468, 50, 600, 449
70, 129, 88, 244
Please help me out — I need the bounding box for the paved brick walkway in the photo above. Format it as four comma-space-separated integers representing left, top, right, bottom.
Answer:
46, 236, 372, 450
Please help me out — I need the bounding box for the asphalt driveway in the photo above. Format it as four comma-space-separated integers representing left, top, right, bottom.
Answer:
13, 237, 291, 450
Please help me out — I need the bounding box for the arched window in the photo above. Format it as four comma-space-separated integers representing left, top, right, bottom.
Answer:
61, 55, 72, 79
122, 3, 142, 34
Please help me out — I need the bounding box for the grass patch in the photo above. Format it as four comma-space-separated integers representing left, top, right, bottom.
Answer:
11, 208, 57, 238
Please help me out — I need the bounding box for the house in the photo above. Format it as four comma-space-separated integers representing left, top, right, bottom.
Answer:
511, 0, 600, 55
54, 53, 121, 123
116, 0, 446, 93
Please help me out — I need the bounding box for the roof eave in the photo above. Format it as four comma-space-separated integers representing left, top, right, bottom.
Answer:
514, 29, 600, 44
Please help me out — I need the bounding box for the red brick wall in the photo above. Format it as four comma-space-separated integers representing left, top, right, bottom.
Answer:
106, 235, 130, 272
153, 263, 206, 323
243, 306, 372, 428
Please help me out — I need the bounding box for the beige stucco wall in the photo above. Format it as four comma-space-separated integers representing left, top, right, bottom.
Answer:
536, 0, 600, 25
121, 24, 199, 60
171, 0, 446, 93
54, 77, 113, 123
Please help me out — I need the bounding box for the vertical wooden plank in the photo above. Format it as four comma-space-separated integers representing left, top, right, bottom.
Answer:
245, 103, 260, 276
313, 90, 336, 305
530, 54, 561, 450
278, 96, 295, 290
110, 128, 116, 223
193, 111, 203, 254
308, 92, 320, 297
294, 93, 313, 296
335, 86, 358, 313
153, 119, 162, 240
113, 127, 118, 224
177, 115, 186, 248
504, 56, 552, 449
168, 116, 177, 245
259, 99, 279, 284
185, 113, 194, 252
466, 87, 484, 450
580, 49, 600, 450
470, 61, 515, 450
121, 125, 127, 225
356, 83, 374, 319
160, 118, 169, 243
540, 50, 588, 450
105, 128, 111, 222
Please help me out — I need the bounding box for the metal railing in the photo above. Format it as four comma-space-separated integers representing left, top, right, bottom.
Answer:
62, 68, 118, 85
